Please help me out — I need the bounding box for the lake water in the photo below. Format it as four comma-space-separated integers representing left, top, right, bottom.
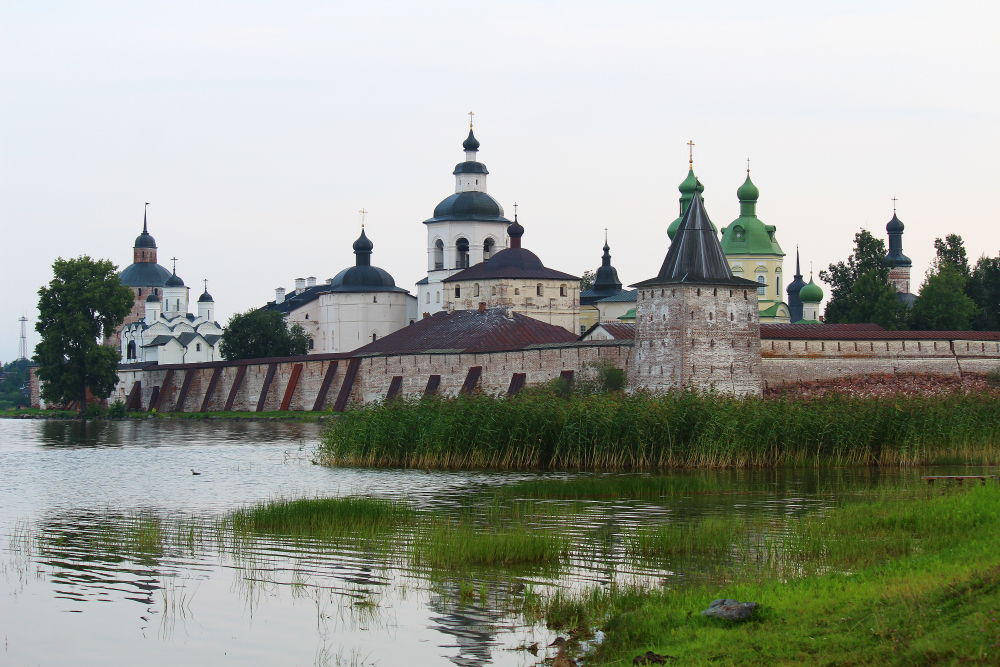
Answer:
0, 419, 980, 666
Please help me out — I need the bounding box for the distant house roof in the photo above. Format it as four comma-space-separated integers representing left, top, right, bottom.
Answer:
263, 284, 330, 314
142, 335, 177, 348
351, 307, 578, 356
596, 289, 638, 303
443, 249, 579, 283
580, 322, 637, 340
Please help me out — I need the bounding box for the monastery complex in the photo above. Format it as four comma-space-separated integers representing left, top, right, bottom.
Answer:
30, 124, 1000, 411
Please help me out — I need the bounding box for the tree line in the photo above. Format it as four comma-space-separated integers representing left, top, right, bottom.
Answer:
819, 230, 998, 331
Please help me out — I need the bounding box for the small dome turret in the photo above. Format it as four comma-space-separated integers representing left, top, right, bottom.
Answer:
198, 290, 214, 303
165, 271, 184, 287
799, 277, 824, 303
886, 213, 904, 233
462, 129, 480, 152
737, 173, 759, 202
145, 293, 160, 303
506, 216, 524, 239
352, 229, 374, 254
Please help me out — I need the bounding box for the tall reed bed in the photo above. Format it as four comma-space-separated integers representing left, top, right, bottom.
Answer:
320, 389, 1000, 469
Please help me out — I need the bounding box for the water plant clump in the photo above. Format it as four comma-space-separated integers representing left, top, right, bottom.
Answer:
498, 474, 718, 499
319, 389, 1000, 470
224, 496, 413, 538
412, 519, 568, 568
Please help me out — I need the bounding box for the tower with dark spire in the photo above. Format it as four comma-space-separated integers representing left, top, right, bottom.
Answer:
885, 202, 912, 294
580, 234, 625, 307
786, 247, 807, 322
630, 188, 763, 396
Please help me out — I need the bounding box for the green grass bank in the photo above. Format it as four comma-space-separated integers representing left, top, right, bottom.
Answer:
553, 484, 1000, 666
319, 389, 1000, 469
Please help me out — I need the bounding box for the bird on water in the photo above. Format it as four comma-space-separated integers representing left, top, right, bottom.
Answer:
548, 637, 576, 667
191, 469, 201, 475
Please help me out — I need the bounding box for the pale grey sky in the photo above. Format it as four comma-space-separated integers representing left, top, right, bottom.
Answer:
2, 0, 998, 362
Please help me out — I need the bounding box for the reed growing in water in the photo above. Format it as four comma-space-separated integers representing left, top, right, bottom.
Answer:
319, 389, 1000, 469
223, 496, 412, 538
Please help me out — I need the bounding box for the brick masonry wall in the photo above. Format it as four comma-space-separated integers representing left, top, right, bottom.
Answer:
34, 334, 998, 413
631, 284, 762, 396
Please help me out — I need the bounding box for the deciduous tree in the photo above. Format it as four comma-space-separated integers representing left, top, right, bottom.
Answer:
819, 229, 907, 329
912, 263, 978, 330
219, 309, 310, 360
34, 256, 134, 410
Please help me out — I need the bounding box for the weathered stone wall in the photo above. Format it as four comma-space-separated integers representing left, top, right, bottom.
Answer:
760, 337, 1000, 387
632, 284, 762, 396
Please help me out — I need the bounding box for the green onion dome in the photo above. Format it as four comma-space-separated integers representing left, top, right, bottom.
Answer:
737, 173, 759, 202
799, 277, 824, 303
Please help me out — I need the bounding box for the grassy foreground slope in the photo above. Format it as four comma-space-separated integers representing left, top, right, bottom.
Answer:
584, 484, 1000, 665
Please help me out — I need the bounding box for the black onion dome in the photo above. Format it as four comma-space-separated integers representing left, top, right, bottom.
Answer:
593, 244, 623, 292
424, 191, 510, 223
134, 230, 157, 249
463, 129, 480, 151
165, 271, 185, 287
487, 247, 544, 272
506, 217, 525, 239
146, 293, 160, 303
327, 265, 402, 292
886, 213, 905, 233
120, 262, 171, 287
353, 229, 374, 253
198, 291, 214, 303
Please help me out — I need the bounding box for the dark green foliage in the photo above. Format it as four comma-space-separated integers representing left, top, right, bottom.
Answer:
912, 263, 978, 330
320, 389, 1000, 469
107, 399, 127, 419
219, 309, 310, 360
34, 256, 134, 409
580, 269, 596, 291
934, 234, 970, 276
968, 255, 1000, 330
819, 229, 907, 329
0, 359, 31, 409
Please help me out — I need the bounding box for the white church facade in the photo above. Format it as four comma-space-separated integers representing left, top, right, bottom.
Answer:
115, 211, 223, 365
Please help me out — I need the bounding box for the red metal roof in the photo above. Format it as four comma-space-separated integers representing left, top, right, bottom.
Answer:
761, 323, 1000, 341
591, 322, 636, 339
351, 308, 579, 356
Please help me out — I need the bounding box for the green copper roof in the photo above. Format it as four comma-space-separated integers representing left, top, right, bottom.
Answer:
668, 168, 716, 240
758, 302, 783, 317
719, 172, 783, 257
736, 173, 759, 202
618, 307, 636, 321
799, 277, 824, 303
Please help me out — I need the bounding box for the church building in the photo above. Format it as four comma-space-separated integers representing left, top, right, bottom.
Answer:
263, 229, 417, 353
416, 126, 512, 313
885, 206, 916, 307
114, 208, 223, 364
580, 236, 627, 334
442, 215, 580, 333
718, 168, 791, 322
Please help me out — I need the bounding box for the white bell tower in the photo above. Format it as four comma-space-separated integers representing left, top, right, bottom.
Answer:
417, 118, 511, 315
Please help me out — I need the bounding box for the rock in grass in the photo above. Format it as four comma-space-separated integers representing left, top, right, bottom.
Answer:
700, 598, 758, 620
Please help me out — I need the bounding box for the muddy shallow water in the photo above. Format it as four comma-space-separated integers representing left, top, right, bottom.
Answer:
1, 419, 985, 666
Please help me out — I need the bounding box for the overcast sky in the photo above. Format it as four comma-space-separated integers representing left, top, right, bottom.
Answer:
2, 0, 998, 362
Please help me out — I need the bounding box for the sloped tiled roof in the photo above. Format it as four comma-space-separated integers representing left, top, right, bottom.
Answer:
579, 322, 636, 340
351, 308, 578, 356
596, 289, 637, 303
